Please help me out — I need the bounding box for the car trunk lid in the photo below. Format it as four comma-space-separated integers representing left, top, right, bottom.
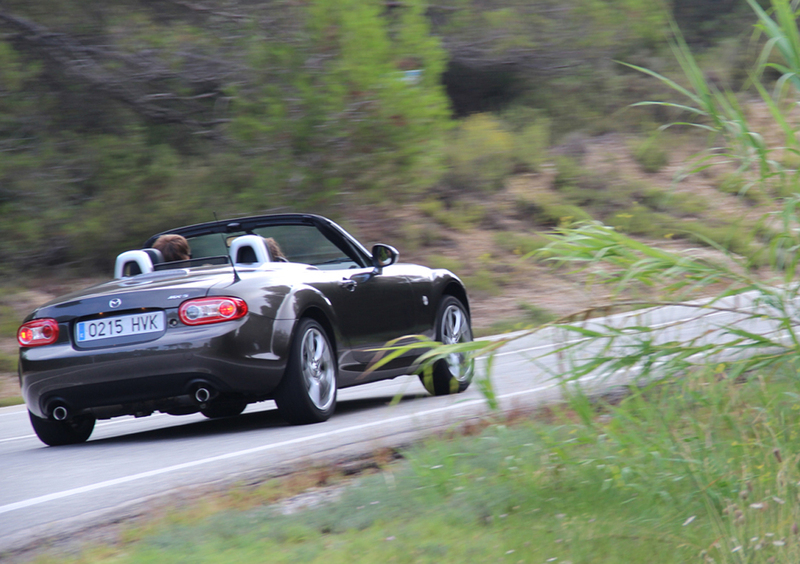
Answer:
33, 266, 235, 321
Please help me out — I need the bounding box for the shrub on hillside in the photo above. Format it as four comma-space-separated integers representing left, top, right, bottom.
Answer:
442, 113, 515, 192
630, 133, 669, 173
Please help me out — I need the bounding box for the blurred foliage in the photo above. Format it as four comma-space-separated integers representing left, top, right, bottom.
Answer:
629, 132, 669, 173
441, 113, 515, 192
418, 197, 485, 230
0, 351, 17, 374
717, 172, 767, 204
0, 0, 451, 274
0, 0, 760, 278
493, 231, 550, 256
479, 301, 556, 336
423, 254, 464, 274
0, 304, 22, 339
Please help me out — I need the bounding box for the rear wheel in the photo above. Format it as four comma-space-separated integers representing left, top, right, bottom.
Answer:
420, 296, 474, 396
274, 318, 337, 425
29, 411, 95, 446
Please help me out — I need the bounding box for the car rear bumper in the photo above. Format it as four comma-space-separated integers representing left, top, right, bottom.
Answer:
20, 321, 291, 419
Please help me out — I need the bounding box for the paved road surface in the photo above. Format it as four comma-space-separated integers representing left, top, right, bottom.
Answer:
0, 291, 782, 553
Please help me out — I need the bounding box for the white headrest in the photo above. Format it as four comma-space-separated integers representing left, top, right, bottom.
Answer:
229, 235, 272, 266
114, 250, 155, 279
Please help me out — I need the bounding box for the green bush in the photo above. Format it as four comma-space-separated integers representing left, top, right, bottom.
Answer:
419, 198, 485, 231
480, 302, 556, 335
630, 133, 669, 173
605, 205, 672, 237
517, 302, 556, 323
685, 220, 761, 263
423, 254, 464, 273
500, 107, 551, 173
552, 155, 586, 190
639, 187, 709, 215
493, 231, 550, 256
398, 221, 443, 251
463, 269, 504, 296
512, 119, 550, 173
717, 172, 766, 204
515, 186, 594, 227
533, 203, 593, 227
442, 114, 515, 192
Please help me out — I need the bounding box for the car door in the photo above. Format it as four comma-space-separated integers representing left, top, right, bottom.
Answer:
326, 264, 415, 365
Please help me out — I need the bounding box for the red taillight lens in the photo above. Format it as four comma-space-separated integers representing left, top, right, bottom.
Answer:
18, 319, 60, 347
178, 297, 248, 326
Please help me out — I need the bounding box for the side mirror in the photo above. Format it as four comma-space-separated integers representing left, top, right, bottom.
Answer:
371, 244, 399, 270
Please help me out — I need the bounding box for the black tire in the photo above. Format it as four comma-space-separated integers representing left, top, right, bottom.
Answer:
274, 318, 337, 425
201, 400, 247, 419
29, 411, 95, 446
420, 296, 474, 396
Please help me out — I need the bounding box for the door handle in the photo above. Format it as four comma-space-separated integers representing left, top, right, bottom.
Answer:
339, 279, 357, 292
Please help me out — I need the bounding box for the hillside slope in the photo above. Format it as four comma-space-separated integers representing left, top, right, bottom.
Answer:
0, 124, 770, 402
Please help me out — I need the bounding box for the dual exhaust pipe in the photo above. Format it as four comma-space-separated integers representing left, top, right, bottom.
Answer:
45, 383, 215, 420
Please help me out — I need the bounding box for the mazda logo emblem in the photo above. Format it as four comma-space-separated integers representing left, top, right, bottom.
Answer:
109, 298, 122, 309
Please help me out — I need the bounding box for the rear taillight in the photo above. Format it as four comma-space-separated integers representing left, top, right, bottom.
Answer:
18, 319, 59, 347
178, 297, 248, 326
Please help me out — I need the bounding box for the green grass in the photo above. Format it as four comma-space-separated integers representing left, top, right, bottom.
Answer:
639, 187, 709, 216
462, 269, 505, 296
477, 302, 557, 336
630, 132, 669, 173
493, 231, 550, 256
0, 351, 17, 374
422, 254, 464, 273
605, 204, 674, 237
717, 172, 768, 205
443, 113, 515, 192
418, 198, 485, 231
0, 304, 22, 339
0, 396, 22, 407
29, 362, 800, 564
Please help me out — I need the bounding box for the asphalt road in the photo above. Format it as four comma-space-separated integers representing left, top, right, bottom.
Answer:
0, 291, 783, 553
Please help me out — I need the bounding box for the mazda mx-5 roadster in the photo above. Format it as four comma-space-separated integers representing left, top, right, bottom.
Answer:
17, 213, 473, 446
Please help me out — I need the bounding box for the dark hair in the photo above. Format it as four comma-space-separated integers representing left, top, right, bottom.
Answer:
263, 237, 286, 261
152, 234, 191, 262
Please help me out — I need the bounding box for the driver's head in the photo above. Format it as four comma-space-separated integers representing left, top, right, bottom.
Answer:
153, 234, 191, 262
263, 237, 286, 261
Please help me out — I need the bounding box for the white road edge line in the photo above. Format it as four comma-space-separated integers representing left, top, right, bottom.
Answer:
0, 379, 569, 516
0, 296, 766, 511
0, 307, 750, 442
0, 434, 34, 444
0, 414, 172, 444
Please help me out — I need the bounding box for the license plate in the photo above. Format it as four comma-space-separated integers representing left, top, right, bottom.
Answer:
76, 312, 165, 343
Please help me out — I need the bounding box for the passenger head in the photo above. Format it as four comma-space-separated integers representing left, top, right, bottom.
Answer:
263, 237, 287, 262
152, 234, 191, 262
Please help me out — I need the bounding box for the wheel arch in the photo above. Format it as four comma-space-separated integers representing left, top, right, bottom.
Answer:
441, 281, 470, 318
297, 305, 338, 358
279, 284, 340, 353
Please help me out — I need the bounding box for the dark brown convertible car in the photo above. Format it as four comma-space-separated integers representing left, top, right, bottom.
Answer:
17, 214, 473, 446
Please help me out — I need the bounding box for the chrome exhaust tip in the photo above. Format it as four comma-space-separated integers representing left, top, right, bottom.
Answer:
52, 405, 68, 421
195, 387, 211, 404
